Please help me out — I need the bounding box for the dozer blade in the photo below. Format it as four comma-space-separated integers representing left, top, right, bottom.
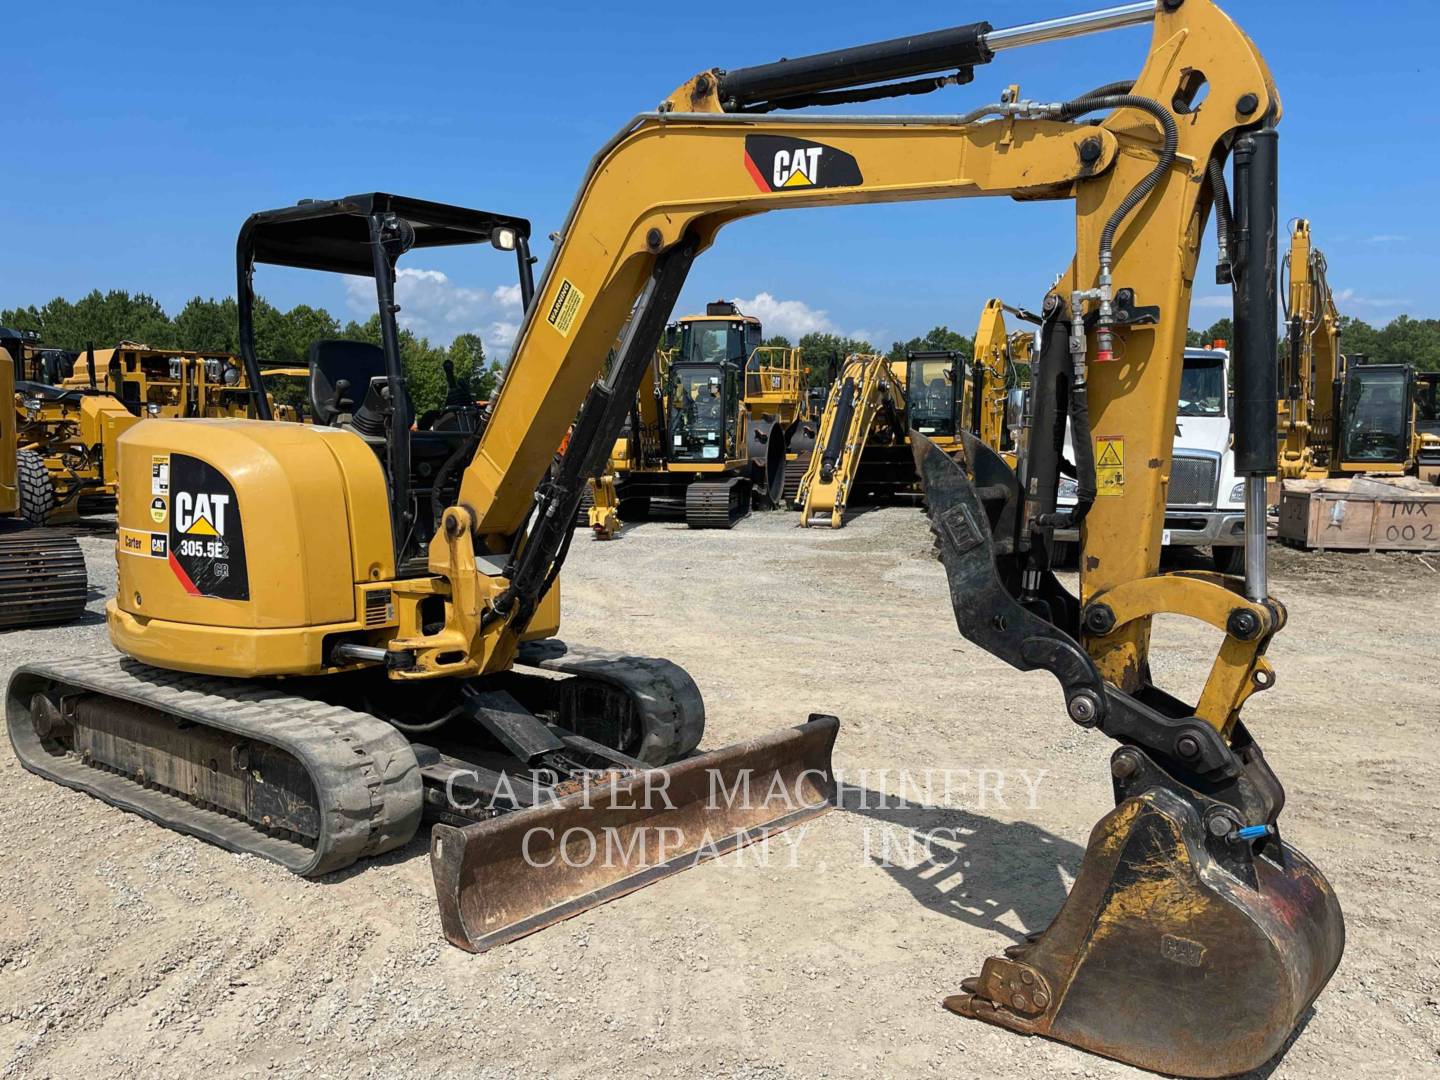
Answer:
945, 755, 1345, 1078
431, 715, 838, 952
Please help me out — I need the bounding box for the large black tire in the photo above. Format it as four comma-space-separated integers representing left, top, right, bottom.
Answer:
1212, 545, 1246, 575
16, 450, 56, 526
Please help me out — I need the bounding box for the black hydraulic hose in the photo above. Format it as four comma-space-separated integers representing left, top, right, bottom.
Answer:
1057, 93, 1179, 274
430, 433, 481, 535
1064, 381, 1097, 530
1207, 153, 1234, 283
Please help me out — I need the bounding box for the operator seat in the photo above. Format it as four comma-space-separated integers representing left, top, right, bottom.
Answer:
308, 339, 387, 427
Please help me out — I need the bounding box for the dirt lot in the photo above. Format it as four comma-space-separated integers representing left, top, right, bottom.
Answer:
1, 510, 1436, 1079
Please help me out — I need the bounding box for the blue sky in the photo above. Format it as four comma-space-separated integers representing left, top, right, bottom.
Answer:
4, 1, 1436, 355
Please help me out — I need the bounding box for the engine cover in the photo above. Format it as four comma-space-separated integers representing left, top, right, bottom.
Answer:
109, 418, 395, 675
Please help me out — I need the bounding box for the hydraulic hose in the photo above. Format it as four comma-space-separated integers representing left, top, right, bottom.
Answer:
1208, 153, 1234, 283
1057, 92, 1178, 277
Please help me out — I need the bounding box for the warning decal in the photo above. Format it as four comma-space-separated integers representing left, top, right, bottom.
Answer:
151, 455, 170, 496
545, 278, 584, 338
1096, 435, 1124, 496
168, 454, 249, 600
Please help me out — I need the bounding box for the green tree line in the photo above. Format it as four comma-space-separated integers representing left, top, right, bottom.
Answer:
1, 290, 504, 414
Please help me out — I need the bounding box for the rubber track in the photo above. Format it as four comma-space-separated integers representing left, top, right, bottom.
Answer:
0, 532, 88, 629
6, 654, 423, 876
685, 479, 747, 530
515, 640, 705, 765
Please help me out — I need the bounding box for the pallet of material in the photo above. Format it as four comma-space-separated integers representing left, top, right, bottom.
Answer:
1278, 476, 1440, 553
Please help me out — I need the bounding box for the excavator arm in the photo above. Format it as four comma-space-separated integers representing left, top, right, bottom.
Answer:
1280, 219, 1344, 477
412, 0, 1278, 682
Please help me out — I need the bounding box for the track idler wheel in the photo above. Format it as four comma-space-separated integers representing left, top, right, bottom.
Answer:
945, 748, 1345, 1078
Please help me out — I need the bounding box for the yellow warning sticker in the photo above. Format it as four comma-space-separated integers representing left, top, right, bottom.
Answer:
1096, 435, 1124, 496
545, 278, 584, 338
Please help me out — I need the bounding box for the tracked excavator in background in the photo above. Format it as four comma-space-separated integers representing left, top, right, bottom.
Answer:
798, 301, 1034, 527
8, 3, 1343, 1075
585, 302, 811, 531
1280, 220, 1440, 480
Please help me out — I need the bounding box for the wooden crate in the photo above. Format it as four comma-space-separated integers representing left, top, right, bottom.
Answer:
1278, 484, 1440, 552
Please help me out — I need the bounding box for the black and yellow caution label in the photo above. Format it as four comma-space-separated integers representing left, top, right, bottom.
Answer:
1096, 435, 1124, 496
149, 495, 167, 524
546, 278, 584, 338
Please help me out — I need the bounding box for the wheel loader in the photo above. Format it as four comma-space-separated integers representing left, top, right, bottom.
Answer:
8, 3, 1343, 1076
0, 335, 88, 627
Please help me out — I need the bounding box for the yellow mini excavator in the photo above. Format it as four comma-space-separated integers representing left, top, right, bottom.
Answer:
8, 3, 1343, 1075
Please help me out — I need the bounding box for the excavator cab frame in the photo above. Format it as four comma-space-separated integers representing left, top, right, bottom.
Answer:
905, 349, 965, 440
234, 193, 536, 562
1334, 361, 1416, 473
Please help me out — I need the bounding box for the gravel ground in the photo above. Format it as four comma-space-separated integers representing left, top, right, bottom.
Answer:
0, 510, 1436, 1079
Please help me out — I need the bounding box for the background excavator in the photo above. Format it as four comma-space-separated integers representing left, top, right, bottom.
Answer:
8, 3, 1343, 1076
1281, 219, 1440, 481
797, 300, 1031, 528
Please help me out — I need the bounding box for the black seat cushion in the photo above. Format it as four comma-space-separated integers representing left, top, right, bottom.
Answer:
308, 339, 387, 426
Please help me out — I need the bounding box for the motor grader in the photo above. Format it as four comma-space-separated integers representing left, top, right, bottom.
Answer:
9, 3, 1343, 1076
0, 334, 88, 627
15, 344, 295, 520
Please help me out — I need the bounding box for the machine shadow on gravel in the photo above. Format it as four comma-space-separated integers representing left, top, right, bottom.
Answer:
839, 787, 1084, 944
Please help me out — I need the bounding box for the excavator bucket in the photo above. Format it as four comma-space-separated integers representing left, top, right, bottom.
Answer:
431, 716, 837, 952
945, 760, 1344, 1077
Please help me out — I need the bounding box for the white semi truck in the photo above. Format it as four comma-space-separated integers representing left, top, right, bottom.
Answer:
1056, 347, 1247, 573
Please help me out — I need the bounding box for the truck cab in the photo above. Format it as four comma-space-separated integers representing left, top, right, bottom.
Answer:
1057, 347, 1246, 572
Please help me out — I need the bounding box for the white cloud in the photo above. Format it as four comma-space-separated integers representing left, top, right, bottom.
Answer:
1333, 287, 1410, 308
1192, 294, 1233, 310
730, 291, 875, 343
343, 267, 523, 357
